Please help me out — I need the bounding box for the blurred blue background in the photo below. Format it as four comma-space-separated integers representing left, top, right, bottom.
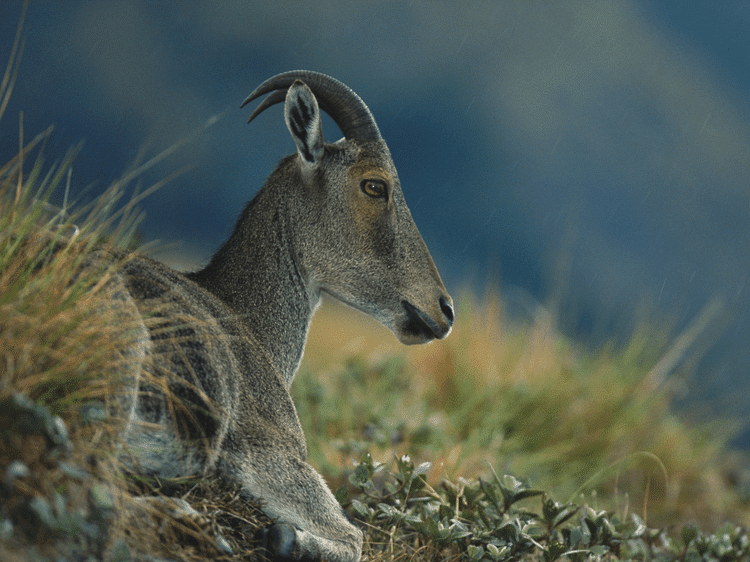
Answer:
1, 1, 748, 443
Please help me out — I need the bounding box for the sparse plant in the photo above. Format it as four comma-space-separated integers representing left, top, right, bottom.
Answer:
341, 454, 750, 562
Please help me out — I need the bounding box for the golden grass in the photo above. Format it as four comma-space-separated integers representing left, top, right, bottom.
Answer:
298, 290, 746, 529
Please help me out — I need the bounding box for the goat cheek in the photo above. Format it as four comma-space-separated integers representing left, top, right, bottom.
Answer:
371, 223, 396, 258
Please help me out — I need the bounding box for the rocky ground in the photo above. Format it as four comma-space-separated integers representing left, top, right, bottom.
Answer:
0, 393, 271, 562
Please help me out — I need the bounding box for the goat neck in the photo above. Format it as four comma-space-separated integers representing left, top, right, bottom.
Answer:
189, 160, 316, 386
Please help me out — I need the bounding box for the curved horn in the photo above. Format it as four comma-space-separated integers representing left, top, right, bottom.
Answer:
241, 70, 382, 141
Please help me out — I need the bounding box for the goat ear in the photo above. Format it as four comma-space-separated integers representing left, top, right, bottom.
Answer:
284, 80, 324, 167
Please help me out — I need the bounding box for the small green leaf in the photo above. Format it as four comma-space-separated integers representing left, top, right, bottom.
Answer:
589, 545, 609, 556
334, 485, 349, 505
594, 515, 615, 541
467, 544, 484, 560
503, 474, 524, 492
438, 503, 454, 520
551, 506, 578, 529
495, 520, 520, 543
378, 503, 401, 520
629, 513, 646, 539
546, 540, 567, 562
479, 477, 502, 513
542, 496, 561, 522
681, 521, 699, 546
420, 516, 441, 538
512, 488, 545, 504
349, 463, 371, 486
350, 499, 372, 519
565, 523, 590, 548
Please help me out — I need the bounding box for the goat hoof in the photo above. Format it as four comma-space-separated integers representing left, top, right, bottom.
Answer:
260, 522, 298, 561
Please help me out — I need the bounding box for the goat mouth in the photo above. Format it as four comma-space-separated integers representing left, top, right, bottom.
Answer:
400, 300, 447, 342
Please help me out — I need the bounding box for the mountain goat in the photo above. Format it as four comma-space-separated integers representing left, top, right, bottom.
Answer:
119, 70, 454, 562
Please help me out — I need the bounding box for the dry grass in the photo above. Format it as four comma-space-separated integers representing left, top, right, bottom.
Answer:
297, 291, 747, 530
0, 126, 272, 562
0, 13, 272, 556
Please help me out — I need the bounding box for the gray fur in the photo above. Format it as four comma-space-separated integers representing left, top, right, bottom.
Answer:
116, 71, 453, 562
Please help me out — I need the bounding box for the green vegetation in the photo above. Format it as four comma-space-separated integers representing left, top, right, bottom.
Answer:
342, 453, 749, 562
296, 294, 746, 531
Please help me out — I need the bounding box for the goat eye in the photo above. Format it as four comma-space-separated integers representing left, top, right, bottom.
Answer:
361, 179, 387, 198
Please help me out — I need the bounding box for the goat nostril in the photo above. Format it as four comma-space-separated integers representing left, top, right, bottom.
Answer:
439, 296, 454, 325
